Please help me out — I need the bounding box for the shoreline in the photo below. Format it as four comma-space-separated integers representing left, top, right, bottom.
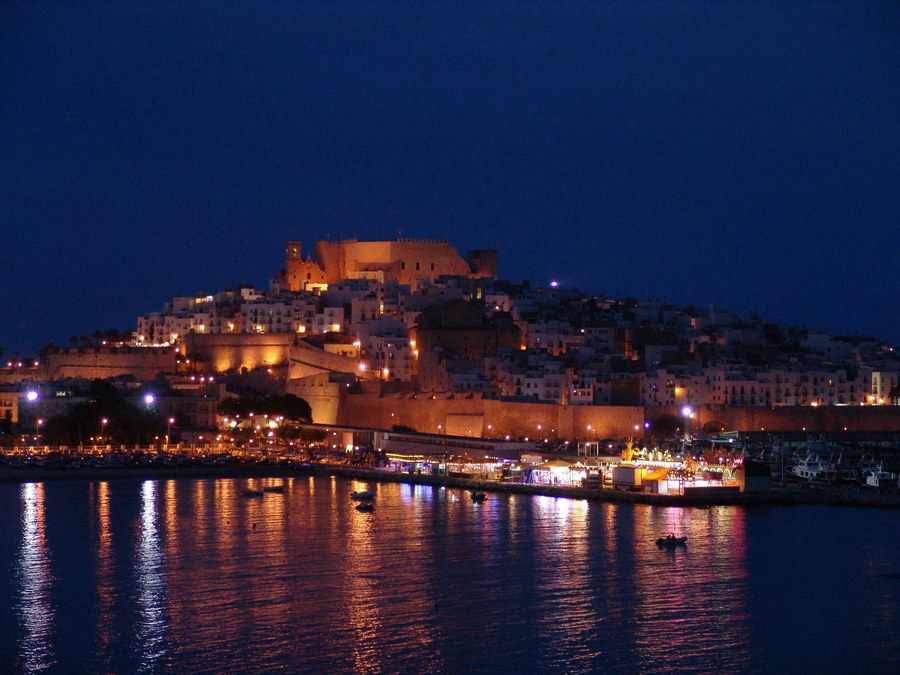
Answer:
2, 463, 900, 508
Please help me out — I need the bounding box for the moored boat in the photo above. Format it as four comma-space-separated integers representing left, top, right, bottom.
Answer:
241, 488, 264, 497
788, 454, 836, 483
351, 490, 375, 500
861, 463, 897, 490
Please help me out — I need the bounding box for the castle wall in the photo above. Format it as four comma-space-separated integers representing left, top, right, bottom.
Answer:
38, 347, 176, 381
332, 392, 645, 440
297, 239, 496, 287
287, 373, 347, 424
288, 339, 368, 380
649, 404, 900, 434
184, 333, 293, 373
321, 395, 900, 439
185, 332, 367, 382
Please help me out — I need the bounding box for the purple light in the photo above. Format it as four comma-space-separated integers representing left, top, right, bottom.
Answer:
549, 280, 559, 288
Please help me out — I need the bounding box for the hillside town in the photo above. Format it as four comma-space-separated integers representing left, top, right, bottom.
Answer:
2, 238, 899, 445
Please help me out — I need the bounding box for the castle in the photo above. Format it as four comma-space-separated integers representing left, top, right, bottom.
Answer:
277, 239, 498, 290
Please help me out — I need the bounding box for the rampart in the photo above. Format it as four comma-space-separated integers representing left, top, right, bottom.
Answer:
284, 238, 497, 290
288, 339, 370, 380
37, 347, 176, 381
184, 333, 365, 380
184, 333, 294, 373
333, 391, 644, 440
679, 404, 900, 434
310, 390, 900, 439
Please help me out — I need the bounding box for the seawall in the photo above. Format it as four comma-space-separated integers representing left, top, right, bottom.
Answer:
2, 463, 898, 509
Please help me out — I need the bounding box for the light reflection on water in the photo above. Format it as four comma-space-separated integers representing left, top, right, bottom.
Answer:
135, 480, 167, 672
15, 482, 55, 672
89, 481, 114, 671
1, 477, 899, 673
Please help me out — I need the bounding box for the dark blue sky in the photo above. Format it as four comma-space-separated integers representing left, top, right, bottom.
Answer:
2, 1, 899, 356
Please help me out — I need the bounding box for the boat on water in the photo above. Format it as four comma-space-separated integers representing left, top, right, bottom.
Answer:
351, 490, 375, 501
861, 463, 898, 490
241, 488, 264, 497
471, 492, 487, 502
656, 535, 687, 546
263, 485, 286, 493
788, 454, 836, 483
355, 501, 374, 512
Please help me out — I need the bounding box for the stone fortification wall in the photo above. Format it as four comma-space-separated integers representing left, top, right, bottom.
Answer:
38, 347, 176, 381
287, 373, 347, 424
0, 368, 41, 385
681, 404, 900, 433
184, 333, 293, 373
322, 394, 900, 439
333, 392, 644, 440
284, 239, 498, 290
304, 239, 495, 286
288, 339, 368, 380
185, 332, 365, 380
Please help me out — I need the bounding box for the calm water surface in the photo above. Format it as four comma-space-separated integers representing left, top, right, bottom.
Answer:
1, 476, 898, 673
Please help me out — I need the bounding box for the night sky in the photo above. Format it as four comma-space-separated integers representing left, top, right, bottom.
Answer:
2, 1, 899, 357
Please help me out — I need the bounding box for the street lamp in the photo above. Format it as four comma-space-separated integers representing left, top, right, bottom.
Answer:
167, 417, 175, 451
681, 406, 694, 444
100, 417, 108, 443
144, 393, 155, 406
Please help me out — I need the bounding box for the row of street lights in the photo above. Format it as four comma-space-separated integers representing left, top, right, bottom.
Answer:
23, 389, 176, 446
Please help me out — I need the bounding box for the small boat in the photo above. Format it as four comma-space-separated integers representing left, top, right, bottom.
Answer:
351, 490, 375, 500
471, 492, 487, 502
241, 488, 264, 497
861, 463, 897, 489
656, 535, 687, 546
263, 485, 286, 493
355, 501, 374, 512
788, 454, 836, 483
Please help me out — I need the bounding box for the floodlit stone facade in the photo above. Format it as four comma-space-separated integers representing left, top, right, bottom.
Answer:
281, 239, 497, 290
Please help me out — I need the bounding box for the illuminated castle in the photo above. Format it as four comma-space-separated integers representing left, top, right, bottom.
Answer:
279, 238, 498, 291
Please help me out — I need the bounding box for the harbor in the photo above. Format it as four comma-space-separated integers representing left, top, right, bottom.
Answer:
2, 443, 899, 509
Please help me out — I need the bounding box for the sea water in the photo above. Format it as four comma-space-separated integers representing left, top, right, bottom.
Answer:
0, 476, 898, 673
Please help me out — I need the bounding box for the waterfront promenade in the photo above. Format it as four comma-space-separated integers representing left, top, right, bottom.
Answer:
2, 460, 899, 508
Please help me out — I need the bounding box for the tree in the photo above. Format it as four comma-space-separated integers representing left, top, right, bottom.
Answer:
266, 394, 313, 421
219, 394, 312, 422
889, 385, 900, 406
